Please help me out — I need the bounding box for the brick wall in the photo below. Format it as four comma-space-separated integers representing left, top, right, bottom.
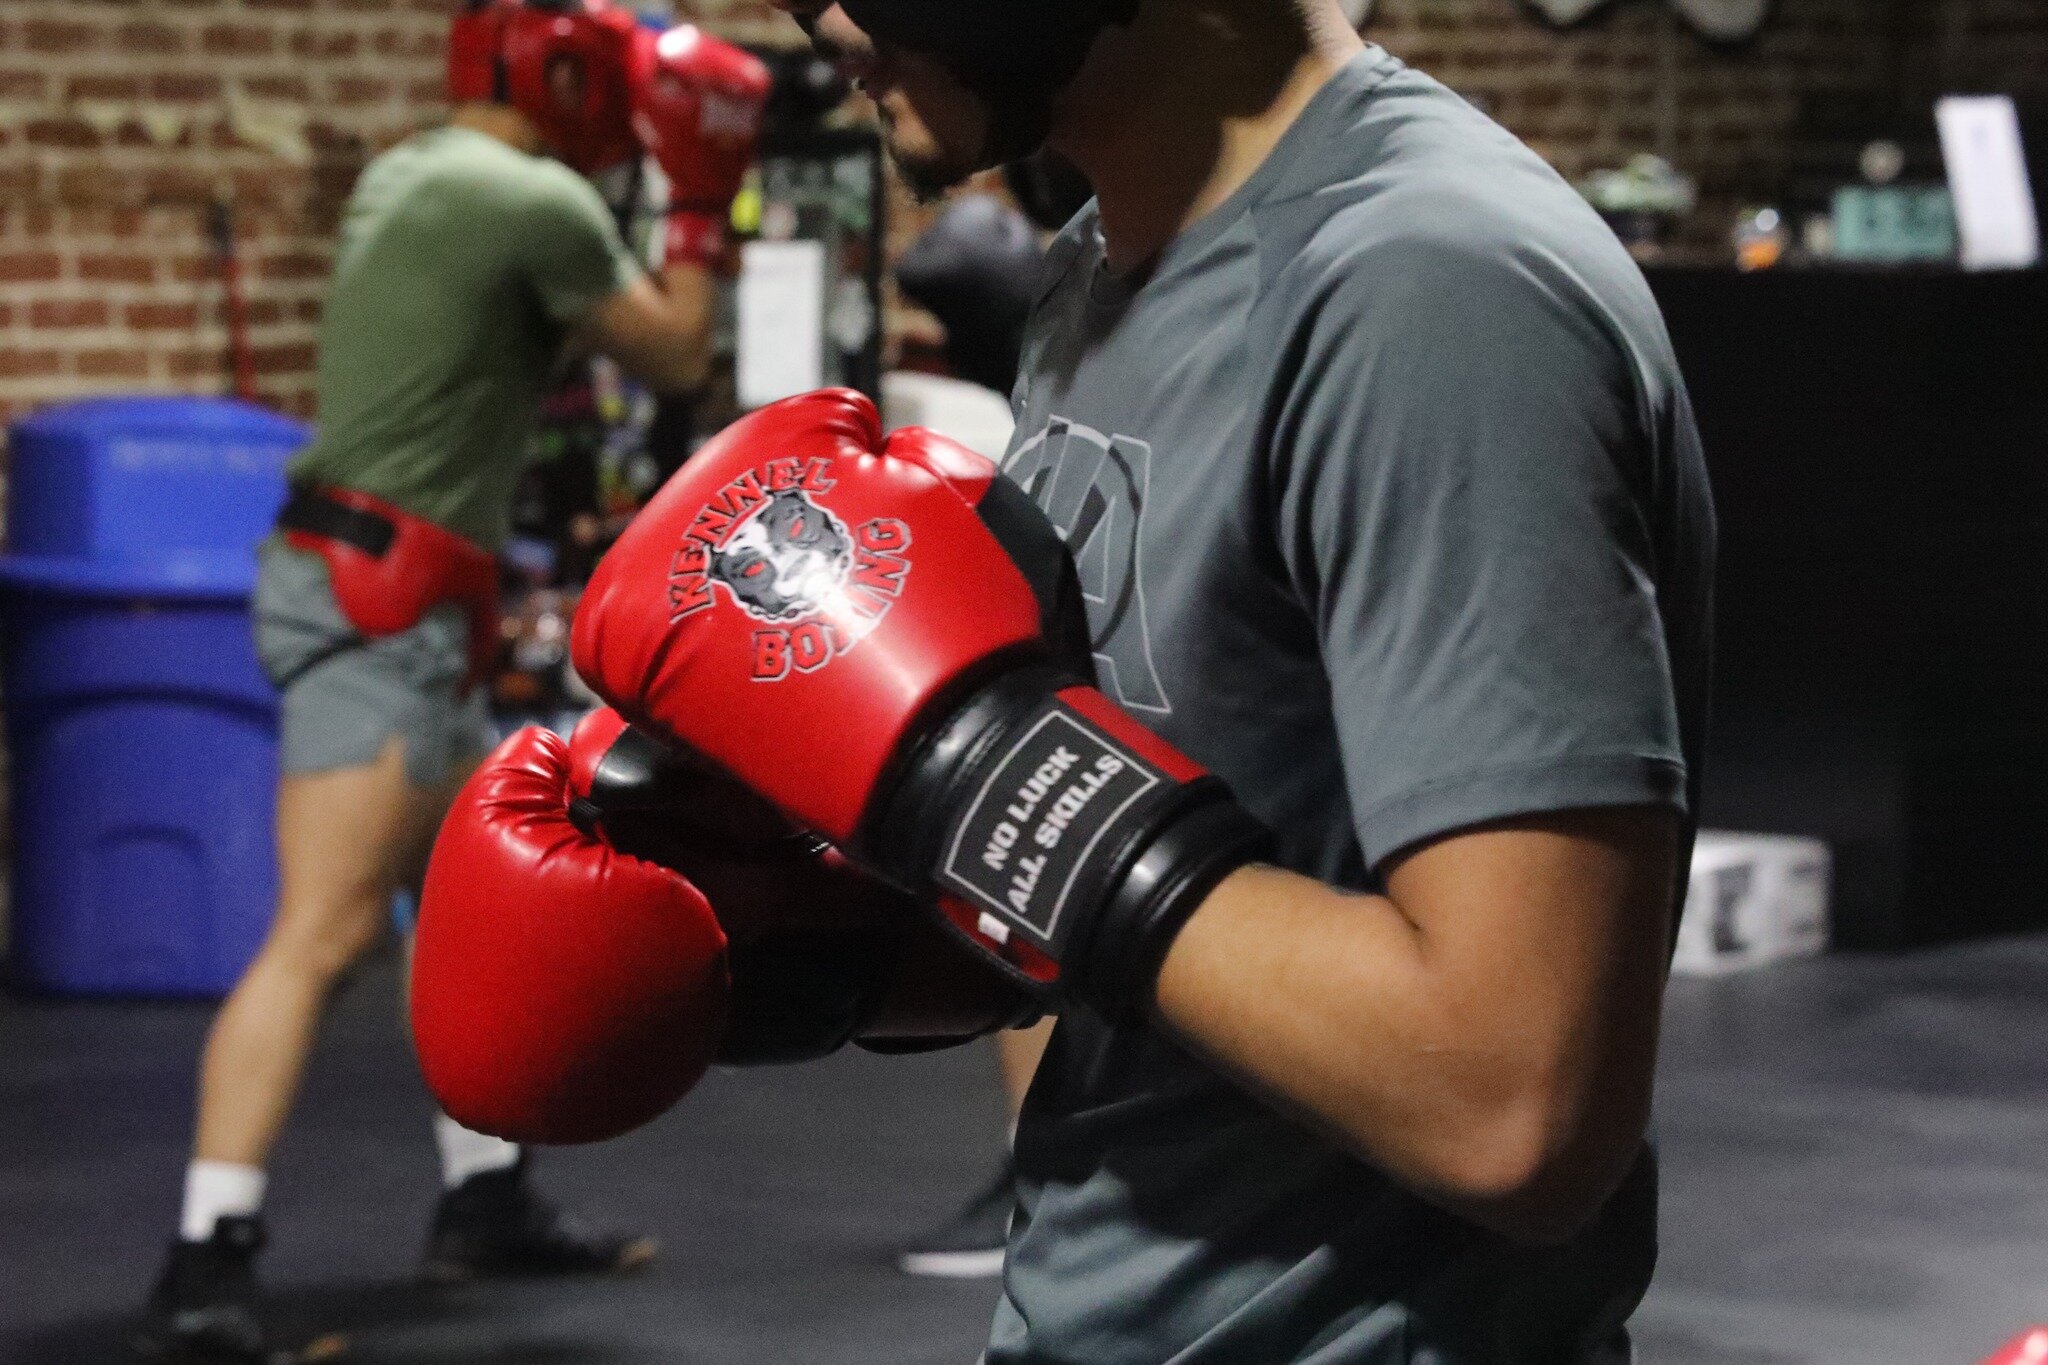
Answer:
1, 0, 2044, 435
0, 1, 466, 429
1367, 0, 2048, 249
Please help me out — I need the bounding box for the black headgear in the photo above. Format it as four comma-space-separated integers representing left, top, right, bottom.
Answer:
840, 0, 1140, 162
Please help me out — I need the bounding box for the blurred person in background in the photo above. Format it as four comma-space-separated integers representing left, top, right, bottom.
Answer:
137, 4, 765, 1360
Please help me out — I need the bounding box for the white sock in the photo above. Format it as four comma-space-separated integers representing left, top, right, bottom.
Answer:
434, 1114, 521, 1189
180, 1160, 267, 1243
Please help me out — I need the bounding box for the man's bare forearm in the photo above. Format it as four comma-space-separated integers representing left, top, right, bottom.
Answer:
1151, 809, 1676, 1243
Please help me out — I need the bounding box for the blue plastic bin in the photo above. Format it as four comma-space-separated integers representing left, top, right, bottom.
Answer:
0, 397, 307, 996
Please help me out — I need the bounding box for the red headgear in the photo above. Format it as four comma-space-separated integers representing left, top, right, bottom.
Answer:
447, 0, 641, 175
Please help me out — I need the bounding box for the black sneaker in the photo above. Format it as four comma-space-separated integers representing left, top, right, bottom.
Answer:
896, 1162, 1013, 1279
136, 1216, 345, 1364
421, 1157, 658, 1283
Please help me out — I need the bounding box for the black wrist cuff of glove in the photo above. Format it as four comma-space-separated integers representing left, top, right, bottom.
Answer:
1071, 796, 1273, 1022
871, 670, 1274, 1022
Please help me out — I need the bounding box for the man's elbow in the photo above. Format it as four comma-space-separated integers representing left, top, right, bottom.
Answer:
588, 295, 713, 395
1428, 1095, 1651, 1247
648, 345, 710, 395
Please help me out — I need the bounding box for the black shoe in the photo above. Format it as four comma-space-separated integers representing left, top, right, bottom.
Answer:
421, 1156, 657, 1283
135, 1216, 288, 1364
897, 1161, 1014, 1279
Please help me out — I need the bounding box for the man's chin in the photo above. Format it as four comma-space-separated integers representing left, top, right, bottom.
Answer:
887, 140, 983, 203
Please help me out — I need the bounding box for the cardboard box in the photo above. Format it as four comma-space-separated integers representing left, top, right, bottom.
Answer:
1674, 831, 1831, 977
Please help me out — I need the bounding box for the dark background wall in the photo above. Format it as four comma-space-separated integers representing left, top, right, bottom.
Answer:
1, 0, 2043, 427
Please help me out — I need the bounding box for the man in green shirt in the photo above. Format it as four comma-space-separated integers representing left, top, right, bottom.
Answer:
139, 4, 764, 1359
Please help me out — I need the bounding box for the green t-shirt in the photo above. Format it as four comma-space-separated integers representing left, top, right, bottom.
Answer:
289, 125, 641, 550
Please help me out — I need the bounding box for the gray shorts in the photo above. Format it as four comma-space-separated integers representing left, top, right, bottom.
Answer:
252, 537, 496, 789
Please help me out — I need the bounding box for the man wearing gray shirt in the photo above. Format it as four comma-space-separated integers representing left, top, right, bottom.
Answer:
779, 0, 1714, 1358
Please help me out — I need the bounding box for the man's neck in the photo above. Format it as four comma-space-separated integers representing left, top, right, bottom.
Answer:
1050, 1, 1364, 275
449, 102, 548, 156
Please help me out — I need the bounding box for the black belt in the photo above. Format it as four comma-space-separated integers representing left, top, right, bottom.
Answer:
266, 486, 387, 693
276, 485, 395, 559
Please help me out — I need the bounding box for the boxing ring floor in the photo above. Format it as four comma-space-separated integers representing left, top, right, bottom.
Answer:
2, 935, 2044, 1363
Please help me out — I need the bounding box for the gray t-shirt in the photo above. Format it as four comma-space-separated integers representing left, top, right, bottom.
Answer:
988, 48, 1713, 1365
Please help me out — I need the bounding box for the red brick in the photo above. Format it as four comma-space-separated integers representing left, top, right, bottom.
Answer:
116, 20, 188, 55
371, 26, 440, 59
249, 341, 317, 374
164, 344, 228, 381
23, 18, 100, 55
242, 75, 311, 101
150, 72, 221, 102
75, 347, 152, 380
0, 68, 50, 100
170, 254, 217, 286
201, 22, 276, 57
30, 300, 113, 330
135, 167, 217, 205
125, 302, 201, 331
0, 252, 63, 285
258, 250, 331, 283
103, 209, 153, 238
0, 348, 64, 380
26, 118, 104, 152
290, 29, 361, 59
329, 76, 394, 105
77, 253, 158, 285
66, 73, 146, 102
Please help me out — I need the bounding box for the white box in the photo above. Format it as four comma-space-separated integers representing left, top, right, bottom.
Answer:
1937, 94, 2041, 271
881, 371, 1017, 462
737, 240, 827, 409
1673, 831, 1831, 977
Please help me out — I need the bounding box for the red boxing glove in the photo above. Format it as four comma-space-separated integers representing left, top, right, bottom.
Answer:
1983, 1330, 2048, 1365
572, 390, 1270, 1020
632, 25, 769, 271
411, 719, 730, 1145
572, 709, 1039, 1062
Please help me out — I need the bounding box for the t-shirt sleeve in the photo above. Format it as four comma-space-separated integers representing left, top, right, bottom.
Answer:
516, 166, 643, 328
1272, 227, 1688, 869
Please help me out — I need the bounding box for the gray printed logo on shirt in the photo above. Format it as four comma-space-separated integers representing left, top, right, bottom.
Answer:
1003, 417, 1172, 715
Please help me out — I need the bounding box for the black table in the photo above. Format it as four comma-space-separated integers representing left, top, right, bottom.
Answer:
1651, 266, 2048, 948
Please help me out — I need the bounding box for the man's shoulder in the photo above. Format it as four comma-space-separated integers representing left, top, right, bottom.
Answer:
1260, 138, 1661, 385
384, 127, 596, 212
1259, 59, 1640, 316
